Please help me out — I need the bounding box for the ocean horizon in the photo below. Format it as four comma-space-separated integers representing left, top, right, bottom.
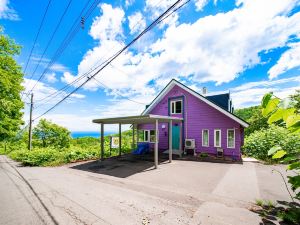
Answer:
71, 131, 116, 139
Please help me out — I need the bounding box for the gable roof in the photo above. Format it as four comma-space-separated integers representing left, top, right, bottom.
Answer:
142, 79, 249, 128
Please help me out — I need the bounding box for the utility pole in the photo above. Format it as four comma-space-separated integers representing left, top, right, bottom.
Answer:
28, 93, 33, 150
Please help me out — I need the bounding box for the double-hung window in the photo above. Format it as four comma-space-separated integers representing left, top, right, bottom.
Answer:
202, 129, 209, 147
227, 129, 235, 148
214, 129, 221, 147
170, 100, 182, 114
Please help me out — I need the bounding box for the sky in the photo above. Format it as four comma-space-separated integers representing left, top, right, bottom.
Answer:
1, 0, 300, 132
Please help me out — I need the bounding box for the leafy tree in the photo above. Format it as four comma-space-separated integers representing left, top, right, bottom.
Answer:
261, 92, 300, 223
0, 27, 24, 141
290, 89, 300, 113
33, 119, 71, 148
235, 106, 269, 136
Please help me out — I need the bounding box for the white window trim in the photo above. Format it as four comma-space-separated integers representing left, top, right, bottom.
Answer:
202, 129, 209, 147
143, 130, 158, 143
143, 130, 150, 142
214, 129, 221, 147
227, 129, 235, 148
170, 99, 182, 114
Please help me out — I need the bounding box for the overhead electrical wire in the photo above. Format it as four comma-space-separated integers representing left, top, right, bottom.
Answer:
29, 0, 100, 92
33, 0, 188, 120
33, 0, 183, 107
28, 0, 74, 82
23, 0, 52, 75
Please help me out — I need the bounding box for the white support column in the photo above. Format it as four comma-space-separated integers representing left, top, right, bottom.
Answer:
169, 120, 172, 163
100, 123, 104, 161
154, 119, 159, 169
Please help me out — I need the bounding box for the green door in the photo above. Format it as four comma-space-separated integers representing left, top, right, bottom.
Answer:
172, 125, 180, 150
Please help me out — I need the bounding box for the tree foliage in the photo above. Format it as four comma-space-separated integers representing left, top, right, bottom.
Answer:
33, 119, 71, 148
235, 106, 269, 136
0, 27, 24, 141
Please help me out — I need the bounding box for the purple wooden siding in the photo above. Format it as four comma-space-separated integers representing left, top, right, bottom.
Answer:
138, 84, 244, 158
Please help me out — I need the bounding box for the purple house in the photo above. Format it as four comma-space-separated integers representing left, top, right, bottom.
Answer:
93, 79, 249, 168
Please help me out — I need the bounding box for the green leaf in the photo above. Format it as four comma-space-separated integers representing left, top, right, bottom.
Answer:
287, 162, 300, 170
262, 98, 280, 117
282, 108, 296, 121
272, 150, 287, 159
268, 146, 282, 156
286, 114, 300, 128
268, 109, 283, 124
261, 92, 273, 108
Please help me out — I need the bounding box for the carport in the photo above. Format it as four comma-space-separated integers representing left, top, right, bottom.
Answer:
92, 114, 184, 169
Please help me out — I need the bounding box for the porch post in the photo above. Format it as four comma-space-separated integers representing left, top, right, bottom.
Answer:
154, 119, 158, 169
100, 123, 104, 161
169, 120, 172, 163
132, 124, 135, 149
119, 123, 122, 157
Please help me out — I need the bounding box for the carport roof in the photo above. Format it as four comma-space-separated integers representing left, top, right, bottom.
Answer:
92, 114, 183, 124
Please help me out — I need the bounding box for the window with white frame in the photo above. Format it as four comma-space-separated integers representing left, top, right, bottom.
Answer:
227, 129, 235, 148
214, 129, 221, 147
170, 100, 182, 114
202, 129, 209, 147
143, 130, 158, 142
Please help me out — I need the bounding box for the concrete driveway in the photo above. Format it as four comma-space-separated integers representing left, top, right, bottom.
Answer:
0, 155, 293, 225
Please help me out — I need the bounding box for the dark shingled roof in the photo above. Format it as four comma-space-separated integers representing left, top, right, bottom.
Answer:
206, 93, 230, 111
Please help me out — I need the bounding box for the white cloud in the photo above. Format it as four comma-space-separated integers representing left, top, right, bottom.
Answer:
231, 76, 300, 108
268, 42, 300, 79
194, 0, 209, 11
45, 72, 57, 83
89, 3, 125, 41
125, 0, 135, 7
0, 0, 19, 20
128, 11, 146, 34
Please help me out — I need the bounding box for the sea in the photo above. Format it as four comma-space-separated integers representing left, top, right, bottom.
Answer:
71, 131, 116, 139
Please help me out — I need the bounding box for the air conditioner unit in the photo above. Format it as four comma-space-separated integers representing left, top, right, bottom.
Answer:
185, 139, 195, 149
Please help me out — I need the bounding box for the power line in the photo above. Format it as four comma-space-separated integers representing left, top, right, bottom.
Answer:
29, 0, 100, 92
91, 76, 146, 105
33, 0, 187, 120
28, 0, 74, 82
23, 0, 52, 74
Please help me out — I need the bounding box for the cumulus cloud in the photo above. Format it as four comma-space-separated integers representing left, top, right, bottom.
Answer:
194, 0, 209, 11
128, 11, 146, 34
45, 73, 57, 83
231, 76, 300, 108
268, 42, 300, 79
0, 0, 19, 20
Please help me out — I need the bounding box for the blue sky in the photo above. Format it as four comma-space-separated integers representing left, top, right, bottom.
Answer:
1, 0, 300, 132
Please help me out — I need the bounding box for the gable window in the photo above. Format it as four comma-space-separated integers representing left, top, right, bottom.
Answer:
202, 129, 209, 147
227, 129, 235, 148
214, 129, 221, 147
171, 100, 182, 114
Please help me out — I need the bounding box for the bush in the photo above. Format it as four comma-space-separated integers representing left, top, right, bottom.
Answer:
242, 125, 300, 161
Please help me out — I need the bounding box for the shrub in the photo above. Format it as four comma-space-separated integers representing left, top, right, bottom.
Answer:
242, 125, 300, 161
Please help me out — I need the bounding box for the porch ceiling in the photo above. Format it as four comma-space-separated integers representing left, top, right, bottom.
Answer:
92, 114, 183, 124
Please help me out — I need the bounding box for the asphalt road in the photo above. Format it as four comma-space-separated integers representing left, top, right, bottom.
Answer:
0, 155, 294, 225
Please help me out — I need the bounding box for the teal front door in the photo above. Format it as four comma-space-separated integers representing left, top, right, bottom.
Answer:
172, 125, 180, 150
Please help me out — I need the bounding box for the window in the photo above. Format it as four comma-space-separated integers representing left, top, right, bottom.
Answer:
227, 129, 235, 148
202, 129, 209, 147
143, 130, 158, 142
214, 129, 221, 147
170, 100, 182, 114
144, 130, 150, 142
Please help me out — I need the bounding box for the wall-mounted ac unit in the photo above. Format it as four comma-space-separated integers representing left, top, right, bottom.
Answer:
185, 139, 195, 149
